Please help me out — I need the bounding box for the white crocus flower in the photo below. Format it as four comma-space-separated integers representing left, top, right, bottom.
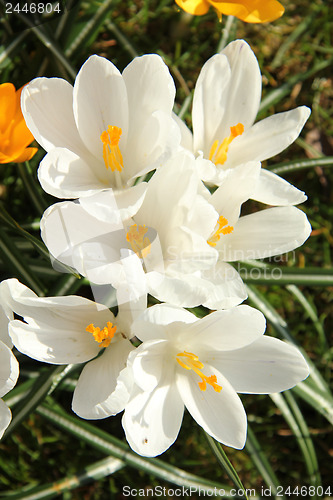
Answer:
22, 54, 180, 219
0, 283, 19, 439
176, 39, 310, 206
2, 278, 142, 420
122, 303, 309, 457
41, 151, 248, 310
205, 161, 312, 263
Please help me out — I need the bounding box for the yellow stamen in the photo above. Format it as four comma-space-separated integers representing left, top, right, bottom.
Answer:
126, 224, 151, 259
86, 322, 117, 348
100, 125, 124, 171
207, 215, 233, 247
176, 351, 222, 392
209, 123, 244, 165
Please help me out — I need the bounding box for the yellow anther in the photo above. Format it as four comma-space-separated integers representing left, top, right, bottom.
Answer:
207, 215, 233, 247
176, 351, 222, 393
86, 321, 117, 348
126, 224, 151, 259
100, 125, 124, 171
209, 122, 244, 165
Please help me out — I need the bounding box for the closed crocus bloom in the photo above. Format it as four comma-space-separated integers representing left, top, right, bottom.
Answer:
0, 282, 19, 439
21, 54, 180, 219
2, 278, 143, 420
0, 83, 37, 164
176, 40, 310, 206
122, 303, 309, 457
175, 0, 284, 23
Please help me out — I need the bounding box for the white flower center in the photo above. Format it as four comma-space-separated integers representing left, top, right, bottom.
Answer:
207, 215, 233, 247
100, 125, 124, 172
86, 322, 117, 348
176, 350, 222, 392
209, 122, 244, 165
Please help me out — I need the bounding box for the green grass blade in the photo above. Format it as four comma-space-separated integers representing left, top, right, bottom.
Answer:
239, 262, 333, 286
292, 383, 333, 426
3, 365, 73, 438
37, 401, 239, 495
205, 433, 249, 499
268, 157, 333, 175
246, 285, 333, 401
0, 225, 45, 295
270, 392, 321, 492
245, 425, 285, 499
1, 456, 125, 500
17, 163, 48, 216
0, 205, 80, 278
271, 4, 323, 69
259, 57, 333, 114
286, 284, 328, 352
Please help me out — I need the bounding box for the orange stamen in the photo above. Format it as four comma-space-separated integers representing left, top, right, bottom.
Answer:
100, 125, 124, 171
207, 215, 233, 247
176, 351, 222, 392
86, 321, 117, 348
209, 123, 244, 165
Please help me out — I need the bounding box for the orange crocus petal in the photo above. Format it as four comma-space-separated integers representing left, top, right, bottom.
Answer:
0, 83, 37, 164
13, 147, 39, 163
209, 0, 284, 23
175, 0, 210, 15
175, 0, 284, 22
0, 83, 16, 133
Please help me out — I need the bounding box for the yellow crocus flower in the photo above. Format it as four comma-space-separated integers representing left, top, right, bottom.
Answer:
175, 0, 284, 23
0, 83, 37, 164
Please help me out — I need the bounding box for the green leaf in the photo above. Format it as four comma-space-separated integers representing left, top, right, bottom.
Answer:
268, 157, 333, 175
37, 401, 239, 495
245, 425, 285, 499
205, 433, 249, 499
1, 456, 125, 500
270, 392, 321, 491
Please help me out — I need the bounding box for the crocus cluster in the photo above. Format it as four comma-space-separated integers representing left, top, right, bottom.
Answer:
1, 40, 311, 456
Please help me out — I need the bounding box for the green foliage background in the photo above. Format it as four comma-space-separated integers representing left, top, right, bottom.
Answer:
0, 0, 332, 498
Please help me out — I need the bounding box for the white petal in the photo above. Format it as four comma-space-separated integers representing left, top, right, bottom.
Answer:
200, 262, 247, 310
130, 340, 168, 392
0, 343, 19, 398
227, 107, 311, 168
0, 292, 12, 348
72, 338, 134, 419
114, 250, 148, 320
123, 54, 176, 129
79, 183, 148, 224
176, 365, 247, 449
122, 375, 184, 457
218, 40, 262, 134
22, 77, 87, 155
73, 55, 128, 159
3, 278, 113, 330
173, 112, 193, 152
251, 169, 307, 206
146, 271, 210, 308
210, 161, 261, 224
192, 53, 231, 154
9, 320, 99, 364
218, 206, 312, 261
132, 303, 195, 343
185, 305, 266, 352
123, 110, 181, 182
0, 399, 12, 439
215, 336, 309, 393
38, 148, 107, 199
40, 200, 126, 278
